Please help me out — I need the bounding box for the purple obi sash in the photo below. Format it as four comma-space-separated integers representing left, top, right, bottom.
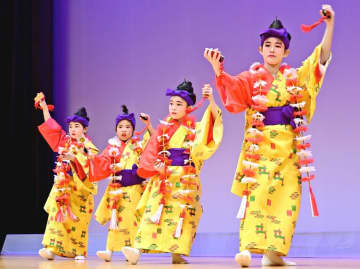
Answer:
168, 148, 192, 166
113, 164, 145, 186
262, 105, 296, 129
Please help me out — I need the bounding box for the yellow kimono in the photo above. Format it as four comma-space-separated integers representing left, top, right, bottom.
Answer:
91, 135, 149, 251
134, 105, 223, 255
38, 118, 98, 257
216, 44, 330, 255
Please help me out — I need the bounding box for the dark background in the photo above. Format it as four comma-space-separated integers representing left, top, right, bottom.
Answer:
2, 0, 54, 252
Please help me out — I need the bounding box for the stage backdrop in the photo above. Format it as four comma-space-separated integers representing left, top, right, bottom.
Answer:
50, 0, 359, 256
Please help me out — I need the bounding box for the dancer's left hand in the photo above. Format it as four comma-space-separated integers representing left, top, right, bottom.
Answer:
139, 113, 151, 125
202, 84, 214, 103
321, 4, 335, 25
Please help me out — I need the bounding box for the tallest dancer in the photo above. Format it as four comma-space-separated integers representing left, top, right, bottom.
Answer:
204, 4, 334, 267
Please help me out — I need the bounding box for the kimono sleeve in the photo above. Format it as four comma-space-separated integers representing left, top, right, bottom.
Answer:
215, 70, 253, 113
191, 104, 223, 168
89, 145, 113, 182
140, 130, 151, 150
38, 118, 67, 152
297, 44, 332, 122
137, 127, 161, 179
72, 140, 99, 195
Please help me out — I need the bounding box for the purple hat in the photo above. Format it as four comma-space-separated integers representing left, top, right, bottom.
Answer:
115, 105, 136, 129
260, 18, 291, 49
166, 80, 196, 106
65, 107, 89, 127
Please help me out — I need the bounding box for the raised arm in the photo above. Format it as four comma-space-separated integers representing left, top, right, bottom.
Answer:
203, 48, 253, 113
39, 98, 51, 122
202, 84, 218, 119
139, 113, 155, 136
204, 48, 223, 77
320, 4, 335, 64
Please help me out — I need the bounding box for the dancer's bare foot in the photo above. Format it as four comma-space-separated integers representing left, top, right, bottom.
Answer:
235, 250, 251, 267
97, 250, 112, 262
122, 247, 140, 265
262, 250, 296, 266
39, 248, 55, 260
172, 253, 189, 264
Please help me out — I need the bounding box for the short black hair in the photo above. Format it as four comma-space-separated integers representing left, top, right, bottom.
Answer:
176, 79, 196, 105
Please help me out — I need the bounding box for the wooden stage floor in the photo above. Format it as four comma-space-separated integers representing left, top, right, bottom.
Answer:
0, 256, 359, 269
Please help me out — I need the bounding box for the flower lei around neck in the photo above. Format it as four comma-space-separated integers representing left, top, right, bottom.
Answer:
107, 136, 143, 230
237, 62, 319, 219
149, 114, 199, 238
53, 135, 89, 223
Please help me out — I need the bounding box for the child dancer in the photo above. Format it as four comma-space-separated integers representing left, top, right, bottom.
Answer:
204, 4, 334, 267
35, 93, 99, 260
90, 105, 154, 262
121, 80, 223, 264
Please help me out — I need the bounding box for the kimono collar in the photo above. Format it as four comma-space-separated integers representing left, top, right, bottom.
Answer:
108, 136, 138, 147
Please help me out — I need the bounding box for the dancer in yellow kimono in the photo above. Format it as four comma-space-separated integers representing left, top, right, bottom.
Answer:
121, 80, 223, 264
34, 93, 98, 260
89, 105, 154, 262
204, 4, 334, 267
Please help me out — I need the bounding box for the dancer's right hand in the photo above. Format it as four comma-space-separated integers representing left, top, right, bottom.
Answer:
34, 92, 47, 110
139, 113, 150, 125
203, 48, 223, 77
39, 99, 47, 110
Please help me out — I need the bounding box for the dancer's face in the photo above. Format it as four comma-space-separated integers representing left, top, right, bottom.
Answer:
169, 96, 187, 120
117, 120, 133, 142
259, 37, 290, 66
68, 122, 86, 140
